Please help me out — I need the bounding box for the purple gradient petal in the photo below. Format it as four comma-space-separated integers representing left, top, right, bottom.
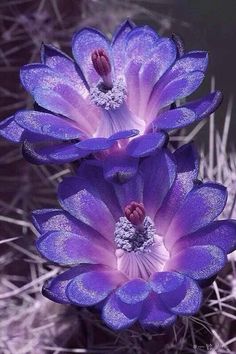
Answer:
113, 172, 143, 210
126, 132, 167, 158
36, 230, 115, 266
31, 208, 107, 244
149, 71, 205, 116
150, 272, 202, 315
42, 264, 104, 304
20, 63, 53, 93
125, 59, 142, 115
138, 38, 176, 117
156, 143, 199, 235
72, 27, 111, 86
141, 149, 176, 218
66, 270, 124, 306
116, 279, 150, 304
108, 129, 139, 141
76, 137, 115, 151
22, 140, 89, 164
15, 110, 83, 140
139, 293, 176, 329
0, 115, 25, 143
125, 26, 160, 62
165, 182, 227, 249
103, 152, 139, 184
181, 91, 223, 120
58, 186, 115, 242
41, 43, 88, 94
102, 293, 137, 330
152, 107, 196, 131
173, 220, 236, 255
111, 19, 135, 76
165, 245, 226, 280
75, 161, 122, 219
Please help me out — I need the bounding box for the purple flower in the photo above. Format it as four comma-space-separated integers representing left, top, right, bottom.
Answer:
33, 144, 236, 330
0, 20, 222, 170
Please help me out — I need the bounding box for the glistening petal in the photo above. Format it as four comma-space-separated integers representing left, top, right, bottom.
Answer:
36, 230, 115, 266
165, 245, 226, 280
58, 186, 115, 242
155, 143, 199, 235
66, 270, 124, 306
165, 182, 227, 249
151, 107, 196, 131
126, 132, 167, 158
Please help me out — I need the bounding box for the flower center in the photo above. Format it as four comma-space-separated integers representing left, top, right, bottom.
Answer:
114, 202, 170, 280
115, 202, 155, 252
90, 48, 127, 110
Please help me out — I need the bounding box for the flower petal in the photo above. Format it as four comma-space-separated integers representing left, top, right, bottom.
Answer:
66, 270, 124, 306
138, 38, 176, 117
15, 110, 83, 140
165, 245, 226, 280
103, 152, 139, 184
111, 19, 135, 76
42, 264, 104, 304
150, 271, 202, 315
41, 43, 88, 95
173, 220, 236, 255
126, 132, 167, 158
181, 91, 223, 120
152, 107, 196, 131
116, 279, 150, 304
139, 293, 176, 329
148, 71, 205, 119
36, 230, 115, 266
58, 186, 115, 242
125, 26, 160, 62
109, 129, 139, 141
155, 143, 199, 235
76, 137, 115, 151
72, 27, 111, 86
22, 140, 88, 164
102, 293, 137, 330
0, 115, 25, 142
140, 149, 176, 219
113, 172, 143, 210
165, 182, 227, 249
75, 160, 122, 219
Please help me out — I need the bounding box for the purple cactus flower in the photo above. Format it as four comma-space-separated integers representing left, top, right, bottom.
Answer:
0, 20, 222, 172
33, 143, 236, 330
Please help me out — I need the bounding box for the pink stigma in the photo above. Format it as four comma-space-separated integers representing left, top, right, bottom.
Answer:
91, 48, 112, 89
124, 202, 146, 227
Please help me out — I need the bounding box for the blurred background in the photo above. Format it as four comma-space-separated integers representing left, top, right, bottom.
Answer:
0, 1, 236, 353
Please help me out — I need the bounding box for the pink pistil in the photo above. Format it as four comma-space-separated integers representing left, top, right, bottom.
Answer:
124, 201, 146, 227
91, 48, 113, 89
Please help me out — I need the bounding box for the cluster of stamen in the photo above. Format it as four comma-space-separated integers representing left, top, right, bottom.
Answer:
114, 202, 156, 252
